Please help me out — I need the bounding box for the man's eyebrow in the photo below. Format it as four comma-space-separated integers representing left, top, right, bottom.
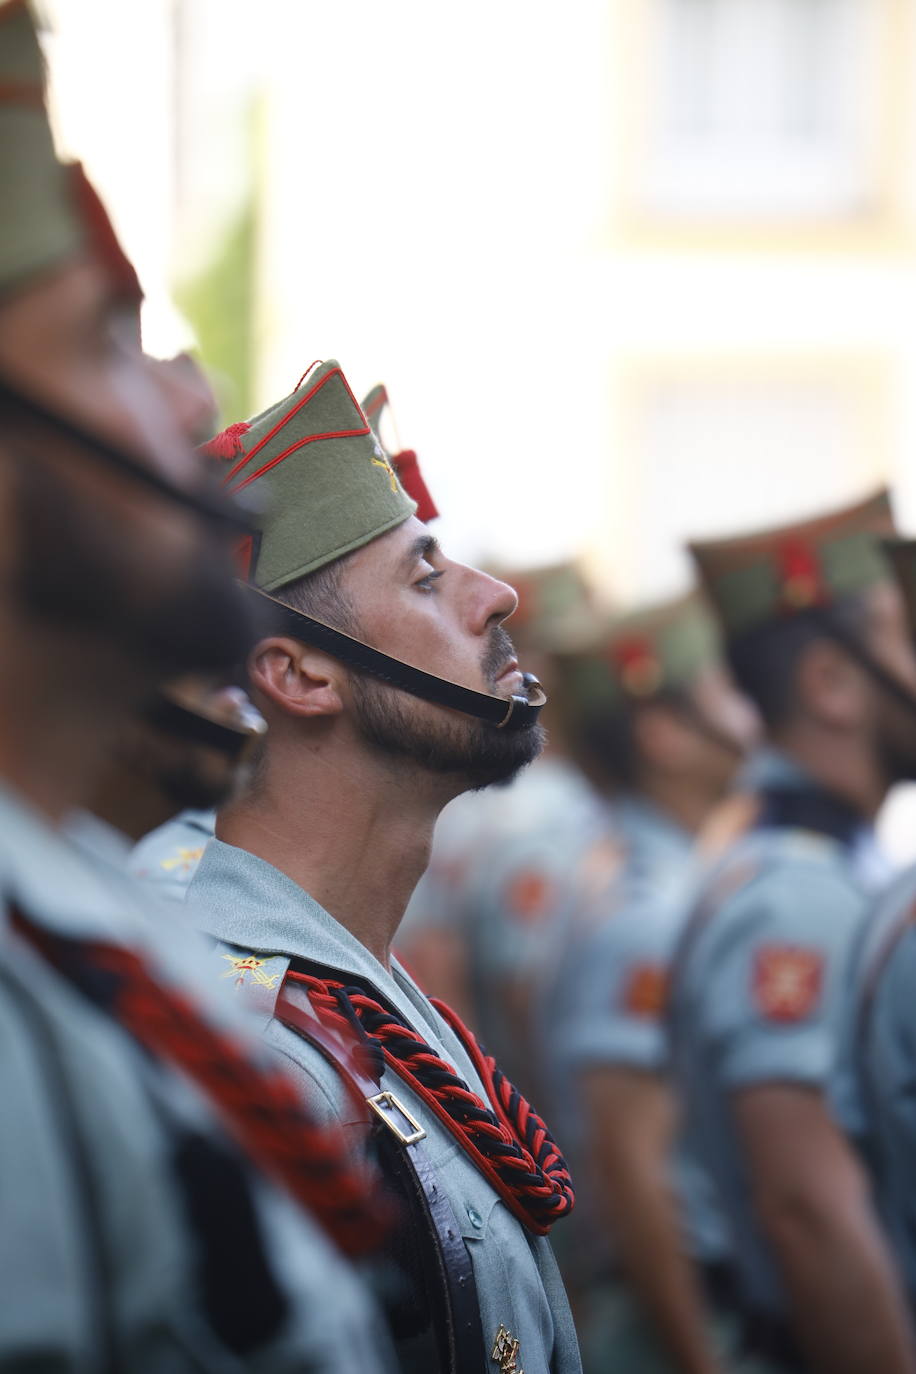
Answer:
403, 534, 441, 570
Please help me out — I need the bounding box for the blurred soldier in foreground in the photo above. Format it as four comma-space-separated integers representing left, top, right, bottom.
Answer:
668, 494, 916, 1373
399, 558, 613, 1095
133, 379, 433, 898
542, 595, 756, 1374
188, 363, 582, 1374
0, 4, 394, 1367
74, 676, 266, 869
844, 536, 916, 1324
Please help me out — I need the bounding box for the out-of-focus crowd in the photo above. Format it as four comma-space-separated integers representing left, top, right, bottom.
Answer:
6, 3, 916, 1374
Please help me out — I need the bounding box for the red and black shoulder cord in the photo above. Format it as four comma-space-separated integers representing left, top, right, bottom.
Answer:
10, 907, 386, 1258
283, 965, 575, 1235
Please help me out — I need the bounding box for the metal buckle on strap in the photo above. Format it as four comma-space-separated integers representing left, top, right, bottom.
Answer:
367, 1090, 427, 1145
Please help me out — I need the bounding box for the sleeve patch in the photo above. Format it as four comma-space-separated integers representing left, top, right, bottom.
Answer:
621, 963, 669, 1018
504, 869, 556, 924
752, 946, 823, 1022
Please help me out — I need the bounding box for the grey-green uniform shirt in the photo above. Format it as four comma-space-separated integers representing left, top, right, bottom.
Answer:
668, 749, 883, 1322
188, 836, 583, 1374
842, 861, 916, 1308
543, 796, 730, 1282
0, 787, 393, 1373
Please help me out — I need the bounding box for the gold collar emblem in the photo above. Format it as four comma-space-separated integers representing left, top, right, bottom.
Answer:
160, 845, 205, 873
221, 953, 280, 990
491, 1325, 523, 1374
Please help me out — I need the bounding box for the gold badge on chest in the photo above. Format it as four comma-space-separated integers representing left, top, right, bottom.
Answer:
491, 1324, 523, 1374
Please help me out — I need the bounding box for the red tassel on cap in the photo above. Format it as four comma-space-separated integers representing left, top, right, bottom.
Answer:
392, 449, 439, 523
609, 635, 663, 697
200, 421, 251, 463
777, 538, 827, 612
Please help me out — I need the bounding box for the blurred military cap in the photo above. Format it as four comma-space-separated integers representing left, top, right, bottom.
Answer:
0, 0, 85, 299
689, 489, 895, 640
557, 592, 720, 718
486, 559, 599, 655
882, 538, 916, 640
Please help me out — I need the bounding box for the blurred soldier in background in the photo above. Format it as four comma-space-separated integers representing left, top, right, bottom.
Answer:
0, 4, 395, 1367
187, 362, 582, 1374
843, 536, 916, 1326
668, 493, 916, 1374
399, 558, 613, 1095
541, 594, 756, 1374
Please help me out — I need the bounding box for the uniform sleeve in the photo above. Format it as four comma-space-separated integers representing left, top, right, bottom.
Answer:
553, 890, 675, 1075
697, 862, 866, 1091
0, 973, 92, 1367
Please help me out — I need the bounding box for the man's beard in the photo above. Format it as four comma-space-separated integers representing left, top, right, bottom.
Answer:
349, 626, 545, 790
12, 448, 255, 676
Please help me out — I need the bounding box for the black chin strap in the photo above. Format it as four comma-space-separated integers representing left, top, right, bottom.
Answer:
143, 695, 264, 762
250, 586, 547, 732
0, 373, 254, 534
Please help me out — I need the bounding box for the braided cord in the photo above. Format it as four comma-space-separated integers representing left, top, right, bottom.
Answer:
286, 970, 574, 1235
12, 910, 385, 1257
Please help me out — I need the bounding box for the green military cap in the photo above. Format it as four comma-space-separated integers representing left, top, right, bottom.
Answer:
0, 0, 85, 299
362, 383, 439, 522
485, 559, 599, 654
883, 539, 916, 640
689, 490, 895, 640
201, 360, 416, 591
557, 593, 720, 718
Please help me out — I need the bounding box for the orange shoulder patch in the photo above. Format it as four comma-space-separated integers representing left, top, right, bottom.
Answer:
621, 963, 669, 1018
504, 869, 556, 924
752, 946, 823, 1022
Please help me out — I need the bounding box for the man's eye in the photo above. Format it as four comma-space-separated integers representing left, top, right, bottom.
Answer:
415, 570, 445, 593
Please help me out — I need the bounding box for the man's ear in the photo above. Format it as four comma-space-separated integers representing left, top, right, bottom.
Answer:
247, 637, 345, 719
795, 637, 867, 730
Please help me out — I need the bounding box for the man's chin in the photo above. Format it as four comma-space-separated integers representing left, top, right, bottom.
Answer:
351, 673, 545, 790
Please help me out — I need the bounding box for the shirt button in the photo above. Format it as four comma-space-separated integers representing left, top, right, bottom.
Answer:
466, 1205, 483, 1229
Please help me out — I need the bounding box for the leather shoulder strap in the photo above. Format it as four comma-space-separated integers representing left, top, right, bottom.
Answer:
275, 985, 486, 1374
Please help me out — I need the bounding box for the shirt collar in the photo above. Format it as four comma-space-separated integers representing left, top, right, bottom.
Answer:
189, 837, 448, 1042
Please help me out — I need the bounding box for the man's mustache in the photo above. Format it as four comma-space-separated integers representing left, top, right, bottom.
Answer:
482, 626, 517, 690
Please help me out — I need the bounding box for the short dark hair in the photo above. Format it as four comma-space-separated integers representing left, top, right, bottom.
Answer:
277, 553, 359, 635
725, 595, 871, 730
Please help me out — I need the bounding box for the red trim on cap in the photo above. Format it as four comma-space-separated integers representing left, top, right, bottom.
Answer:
363, 386, 388, 421
293, 362, 320, 391
224, 366, 369, 489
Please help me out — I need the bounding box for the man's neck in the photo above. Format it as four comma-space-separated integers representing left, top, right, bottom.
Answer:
218, 745, 452, 968
767, 724, 886, 820
631, 770, 718, 836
